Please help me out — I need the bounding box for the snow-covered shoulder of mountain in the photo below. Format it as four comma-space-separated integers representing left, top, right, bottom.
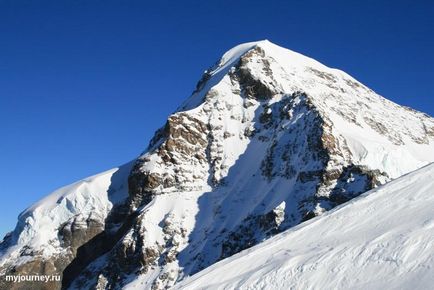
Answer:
0, 161, 133, 267
175, 163, 434, 290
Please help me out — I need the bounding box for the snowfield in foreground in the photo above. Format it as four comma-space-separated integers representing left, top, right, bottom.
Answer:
176, 163, 434, 290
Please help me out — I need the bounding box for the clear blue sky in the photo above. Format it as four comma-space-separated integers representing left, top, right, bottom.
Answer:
1, 0, 433, 237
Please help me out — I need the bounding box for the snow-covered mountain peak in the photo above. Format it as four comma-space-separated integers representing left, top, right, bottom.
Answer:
179, 40, 434, 180
209, 40, 329, 76
181, 39, 335, 109
1, 41, 434, 290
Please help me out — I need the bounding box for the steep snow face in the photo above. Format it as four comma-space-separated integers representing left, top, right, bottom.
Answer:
1, 40, 434, 290
176, 162, 434, 290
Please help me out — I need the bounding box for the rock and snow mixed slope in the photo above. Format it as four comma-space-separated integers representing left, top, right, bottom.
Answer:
176, 163, 434, 290
1, 40, 434, 290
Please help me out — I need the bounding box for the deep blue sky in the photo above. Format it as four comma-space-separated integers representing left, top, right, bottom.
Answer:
0, 0, 433, 237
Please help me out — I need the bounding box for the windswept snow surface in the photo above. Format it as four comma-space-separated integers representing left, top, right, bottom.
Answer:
177, 163, 434, 290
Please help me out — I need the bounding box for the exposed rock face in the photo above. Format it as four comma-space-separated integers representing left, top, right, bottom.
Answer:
0, 217, 103, 290
0, 258, 63, 290
128, 113, 211, 211
1, 40, 434, 290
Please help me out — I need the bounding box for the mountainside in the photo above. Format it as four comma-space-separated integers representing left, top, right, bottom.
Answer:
1, 40, 434, 290
175, 162, 434, 290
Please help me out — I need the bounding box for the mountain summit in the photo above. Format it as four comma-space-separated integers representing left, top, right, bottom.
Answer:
1, 40, 434, 290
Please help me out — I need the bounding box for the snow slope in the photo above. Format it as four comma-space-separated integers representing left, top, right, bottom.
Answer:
177, 163, 434, 290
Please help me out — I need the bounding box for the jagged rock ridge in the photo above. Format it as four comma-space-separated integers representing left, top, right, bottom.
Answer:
1, 40, 434, 290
